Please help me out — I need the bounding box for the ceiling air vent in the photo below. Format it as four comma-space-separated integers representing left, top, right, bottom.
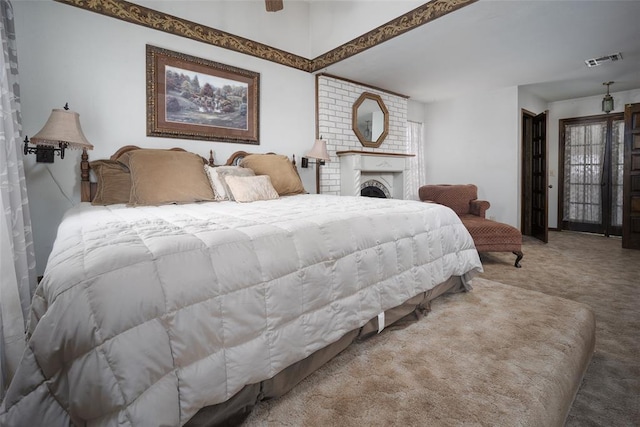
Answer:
585, 52, 623, 67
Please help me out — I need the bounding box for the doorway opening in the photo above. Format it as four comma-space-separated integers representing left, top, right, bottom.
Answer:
559, 113, 624, 237
521, 110, 548, 243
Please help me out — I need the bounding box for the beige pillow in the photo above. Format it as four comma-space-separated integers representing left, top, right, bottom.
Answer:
240, 154, 306, 196
126, 149, 214, 205
224, 175, 280, 203
205, 165, 255, 201
90, 160, 131, 205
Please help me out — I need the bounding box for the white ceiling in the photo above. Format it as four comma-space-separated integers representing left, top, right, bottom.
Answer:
132, 0, 640, 104
323, 0, 640, 103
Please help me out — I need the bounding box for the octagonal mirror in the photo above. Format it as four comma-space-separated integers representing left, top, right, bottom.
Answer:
352, 92, 389, 148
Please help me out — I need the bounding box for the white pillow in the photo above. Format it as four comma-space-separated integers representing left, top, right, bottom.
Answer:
224, 175, 280, 202
205, 165, 255, 201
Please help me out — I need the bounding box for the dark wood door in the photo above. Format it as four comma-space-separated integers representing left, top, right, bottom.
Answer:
623, 103, 640, 249
531, 112, 548, 243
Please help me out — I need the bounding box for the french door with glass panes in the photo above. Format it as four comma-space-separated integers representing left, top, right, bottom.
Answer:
560, 114, 624, 236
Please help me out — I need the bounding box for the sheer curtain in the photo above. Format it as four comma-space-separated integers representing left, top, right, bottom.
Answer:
405, 120, 426, 200
563, 122, 607, 224
0, 0, 36, 398
610, 119, 625, 227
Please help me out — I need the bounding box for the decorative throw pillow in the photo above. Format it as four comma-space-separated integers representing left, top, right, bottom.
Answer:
204, 165, 255, 201
224, 175, 280, 202
89, 160, 131, 205
204, 165, 227, 201
125, 149, 215, 205
240, 154, 306, 196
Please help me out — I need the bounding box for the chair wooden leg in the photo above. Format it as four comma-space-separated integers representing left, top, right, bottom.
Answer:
513, 251, 523, 268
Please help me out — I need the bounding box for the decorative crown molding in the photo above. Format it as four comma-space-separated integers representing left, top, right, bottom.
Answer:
53, 0, 478, 73
310, 0, 477, 72
54, 0, 311, 71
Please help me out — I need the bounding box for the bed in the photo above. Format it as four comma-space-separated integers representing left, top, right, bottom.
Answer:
0, 146, 482, 426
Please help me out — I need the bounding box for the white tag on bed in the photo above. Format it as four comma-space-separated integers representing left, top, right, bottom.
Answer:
377, 311, 385, 334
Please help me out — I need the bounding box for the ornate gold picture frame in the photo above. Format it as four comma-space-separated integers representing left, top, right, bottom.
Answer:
146, 45, 260, 144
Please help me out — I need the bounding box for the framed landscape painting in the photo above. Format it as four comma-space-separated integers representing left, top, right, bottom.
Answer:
146, 45, 260, 144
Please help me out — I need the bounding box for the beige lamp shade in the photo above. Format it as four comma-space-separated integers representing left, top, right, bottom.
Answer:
306, 139, 330, 161
30, 108, 93, 150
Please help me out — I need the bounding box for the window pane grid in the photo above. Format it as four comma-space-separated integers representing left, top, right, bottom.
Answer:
563, 122, 606, 223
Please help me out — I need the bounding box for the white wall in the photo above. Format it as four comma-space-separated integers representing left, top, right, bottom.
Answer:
14, 1, 316, 275
422, 86, 640, 231
407, 99, 424, 123
518, 89, 547, 115
423, 86, 520, 226
547, 88, 640, 228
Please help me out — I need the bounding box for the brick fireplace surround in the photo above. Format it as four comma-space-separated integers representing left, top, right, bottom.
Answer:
316, 75, 410, 197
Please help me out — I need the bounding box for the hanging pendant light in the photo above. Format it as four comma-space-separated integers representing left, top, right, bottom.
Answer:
602, 81, 614, 114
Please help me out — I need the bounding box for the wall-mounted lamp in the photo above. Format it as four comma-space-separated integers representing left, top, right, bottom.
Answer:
602, 81, 614, 114
23, 103, 93, 163
265, 0, 283, 12
301, 137, 330, 194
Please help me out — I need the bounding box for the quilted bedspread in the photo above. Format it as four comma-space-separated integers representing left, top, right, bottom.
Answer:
0, 194, 481, 426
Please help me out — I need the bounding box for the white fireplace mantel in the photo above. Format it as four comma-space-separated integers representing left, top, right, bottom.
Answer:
336, 151, 414, 199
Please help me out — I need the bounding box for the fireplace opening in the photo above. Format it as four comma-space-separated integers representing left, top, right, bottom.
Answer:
361, 186, 386, 198
360, 180, 391, 198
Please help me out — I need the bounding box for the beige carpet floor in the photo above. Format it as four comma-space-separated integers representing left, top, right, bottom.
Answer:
479, 231, 640, 427
242, 231, 637, 426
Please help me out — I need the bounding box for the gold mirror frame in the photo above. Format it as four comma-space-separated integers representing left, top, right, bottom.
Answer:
352, 92, 389, 148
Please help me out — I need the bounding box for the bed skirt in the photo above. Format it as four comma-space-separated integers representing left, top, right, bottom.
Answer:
185, 276, 467, 426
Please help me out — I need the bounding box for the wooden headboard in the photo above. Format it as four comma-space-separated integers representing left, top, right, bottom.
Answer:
223, 150, 297, 167
80, 146, 296, 203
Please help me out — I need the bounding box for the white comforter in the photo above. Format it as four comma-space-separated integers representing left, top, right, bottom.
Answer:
0, 195, 481, 426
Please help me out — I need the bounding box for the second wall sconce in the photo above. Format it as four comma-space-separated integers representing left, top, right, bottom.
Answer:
302, 137, 330, 194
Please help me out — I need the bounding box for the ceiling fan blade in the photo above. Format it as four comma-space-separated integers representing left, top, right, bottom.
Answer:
265, 0, 283, 12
